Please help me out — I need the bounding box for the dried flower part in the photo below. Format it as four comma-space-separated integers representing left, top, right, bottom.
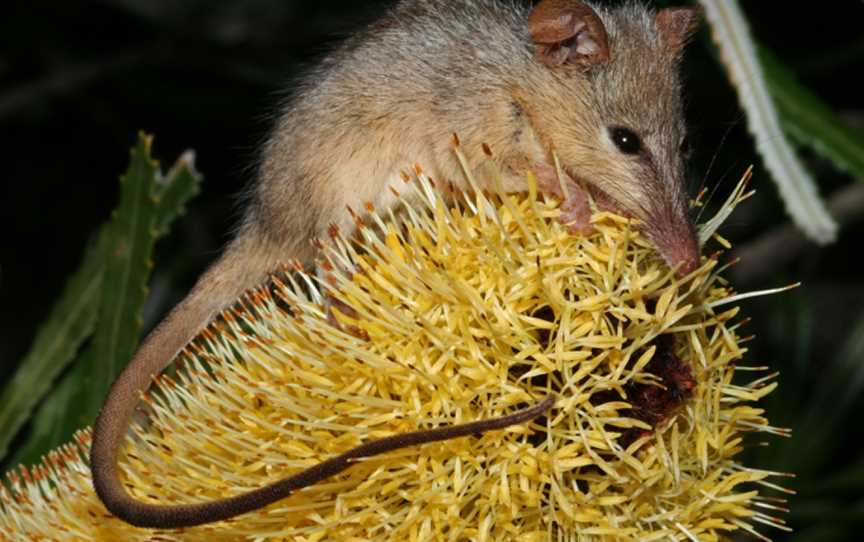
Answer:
1, 168, 787, 541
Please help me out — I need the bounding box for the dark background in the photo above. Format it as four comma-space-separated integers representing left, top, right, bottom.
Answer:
2, 1, 863, 540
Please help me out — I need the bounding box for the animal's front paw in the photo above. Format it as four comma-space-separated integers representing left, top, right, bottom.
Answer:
531, 164, 595, 234
559, 192, 594, 235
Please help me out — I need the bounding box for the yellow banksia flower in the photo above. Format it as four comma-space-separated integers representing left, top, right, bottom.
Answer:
1, 160, 789, 541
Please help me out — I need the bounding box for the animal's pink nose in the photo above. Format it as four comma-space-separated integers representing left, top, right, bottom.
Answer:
666, 237, 700, 278
649, 223, 700, 279
674, 253, 699, 277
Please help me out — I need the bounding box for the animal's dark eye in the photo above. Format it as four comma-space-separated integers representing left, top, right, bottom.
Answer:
610, 126, 642, 155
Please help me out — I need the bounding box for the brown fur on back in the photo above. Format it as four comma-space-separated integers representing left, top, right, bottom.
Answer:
252, 0, 692, 269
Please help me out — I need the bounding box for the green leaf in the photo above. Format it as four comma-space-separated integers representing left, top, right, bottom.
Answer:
79, 133, 162, 419
10, 340, 100, 467
0, 235, 103, 461
154, 150, 202, 235
6, 362, 82, 469
4, 135, 203, 467
796, 310, 864, 463
765, 306, 864, 482
761, 46, 864, 181
749, 289, 813, 475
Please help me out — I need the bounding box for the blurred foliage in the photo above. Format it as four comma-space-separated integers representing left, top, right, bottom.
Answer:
1, 1, 863, 540
763, 47, 864, 182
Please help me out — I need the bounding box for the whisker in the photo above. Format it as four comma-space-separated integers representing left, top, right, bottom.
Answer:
695, 115, 743, 223
696, 157, 744, 224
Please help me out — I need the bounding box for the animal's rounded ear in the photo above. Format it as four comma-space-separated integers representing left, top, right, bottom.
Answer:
529, 0, 610, 70
655, 7, 701, 56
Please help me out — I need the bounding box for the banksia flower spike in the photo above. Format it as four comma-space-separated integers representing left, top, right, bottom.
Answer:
2, 152, 790, 541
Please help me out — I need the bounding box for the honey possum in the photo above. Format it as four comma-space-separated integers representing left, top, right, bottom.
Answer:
91, 0, 700, 528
